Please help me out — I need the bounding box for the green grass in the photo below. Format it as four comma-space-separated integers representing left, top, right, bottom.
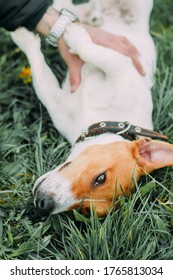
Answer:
0, 0, 173, 260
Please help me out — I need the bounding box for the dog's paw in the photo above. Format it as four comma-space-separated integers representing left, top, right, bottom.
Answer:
10, 27, 41, 53
64, 24, 92, 54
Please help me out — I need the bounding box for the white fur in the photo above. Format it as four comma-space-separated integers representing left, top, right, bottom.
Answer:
33, 169, 80, 213
11, 0, 156, 213
11, 0, 156, 145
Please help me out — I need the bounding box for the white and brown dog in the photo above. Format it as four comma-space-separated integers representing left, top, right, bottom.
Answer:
11, 0, 173, 216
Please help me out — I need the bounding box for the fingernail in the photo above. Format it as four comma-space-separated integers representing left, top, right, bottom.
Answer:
137, 63, 146, 76
71, 84, 76, 93
140, 68, 146, 76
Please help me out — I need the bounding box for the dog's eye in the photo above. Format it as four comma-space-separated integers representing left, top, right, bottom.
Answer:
94, 172, 106, 187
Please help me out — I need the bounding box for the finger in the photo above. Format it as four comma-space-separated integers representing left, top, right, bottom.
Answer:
132, 55, 146, 76
118, 40, 140, 57
70, 79, 80, 93
122, 42, 145, 76
118, 37, 139, 55
69, 70, 81, 93
69, 58, 83, 93
127, 42, 140, 56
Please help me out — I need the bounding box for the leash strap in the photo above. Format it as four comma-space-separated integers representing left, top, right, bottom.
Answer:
76, 121, 168, 143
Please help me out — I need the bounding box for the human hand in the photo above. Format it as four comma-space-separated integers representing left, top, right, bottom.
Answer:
36, 7, 144, 93
84, 24, 145, 77
35, 7, 84, 93
58, 36, 84, 93
58, 23, 145, 93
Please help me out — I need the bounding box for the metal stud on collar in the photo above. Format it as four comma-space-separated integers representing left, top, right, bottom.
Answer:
135, 127, 142, 133
81, 129, 89, 139
99, 122, 107, 128
116, 122, 131, 135
118, 122, 125, 128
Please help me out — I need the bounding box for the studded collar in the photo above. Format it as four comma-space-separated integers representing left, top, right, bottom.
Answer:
75, 121, 168, 143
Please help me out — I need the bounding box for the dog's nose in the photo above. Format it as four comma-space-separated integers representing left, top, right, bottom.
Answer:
36, 196, 55, 213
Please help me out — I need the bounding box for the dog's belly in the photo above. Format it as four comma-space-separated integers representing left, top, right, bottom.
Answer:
82, 71, 153, 124
60, 59, 153, 144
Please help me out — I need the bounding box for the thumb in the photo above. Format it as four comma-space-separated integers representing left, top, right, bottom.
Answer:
68, 57, 84, 93
69, 70, 81, 93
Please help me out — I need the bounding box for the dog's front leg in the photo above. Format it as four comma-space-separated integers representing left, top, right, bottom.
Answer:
11, 28, 64, 109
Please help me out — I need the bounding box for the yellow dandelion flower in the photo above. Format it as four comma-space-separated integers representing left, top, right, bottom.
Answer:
23, 77, 32, 84
19, 66, 32, 83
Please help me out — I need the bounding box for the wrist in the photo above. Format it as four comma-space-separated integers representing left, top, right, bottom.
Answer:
35, 7, 60, 36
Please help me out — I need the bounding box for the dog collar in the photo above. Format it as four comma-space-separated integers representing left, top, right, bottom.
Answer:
75, 121, 168, 143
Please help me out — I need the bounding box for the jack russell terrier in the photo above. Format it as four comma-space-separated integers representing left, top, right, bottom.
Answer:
11, 0, 173, 216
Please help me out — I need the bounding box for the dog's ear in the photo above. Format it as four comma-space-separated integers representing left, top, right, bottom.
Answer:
132, 138, 173, 174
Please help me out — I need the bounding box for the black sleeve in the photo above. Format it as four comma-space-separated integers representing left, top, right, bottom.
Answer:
0, 0, 53, 31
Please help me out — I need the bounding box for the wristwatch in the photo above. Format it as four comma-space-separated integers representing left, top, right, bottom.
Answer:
46, 8, 79, 47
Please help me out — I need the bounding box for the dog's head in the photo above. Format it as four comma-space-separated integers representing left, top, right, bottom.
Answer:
33, 138, 173, 216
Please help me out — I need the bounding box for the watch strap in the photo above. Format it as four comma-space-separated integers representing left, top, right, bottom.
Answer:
46, 8, 78, 47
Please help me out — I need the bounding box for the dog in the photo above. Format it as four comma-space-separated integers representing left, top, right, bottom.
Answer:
11, 0, 173, 216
